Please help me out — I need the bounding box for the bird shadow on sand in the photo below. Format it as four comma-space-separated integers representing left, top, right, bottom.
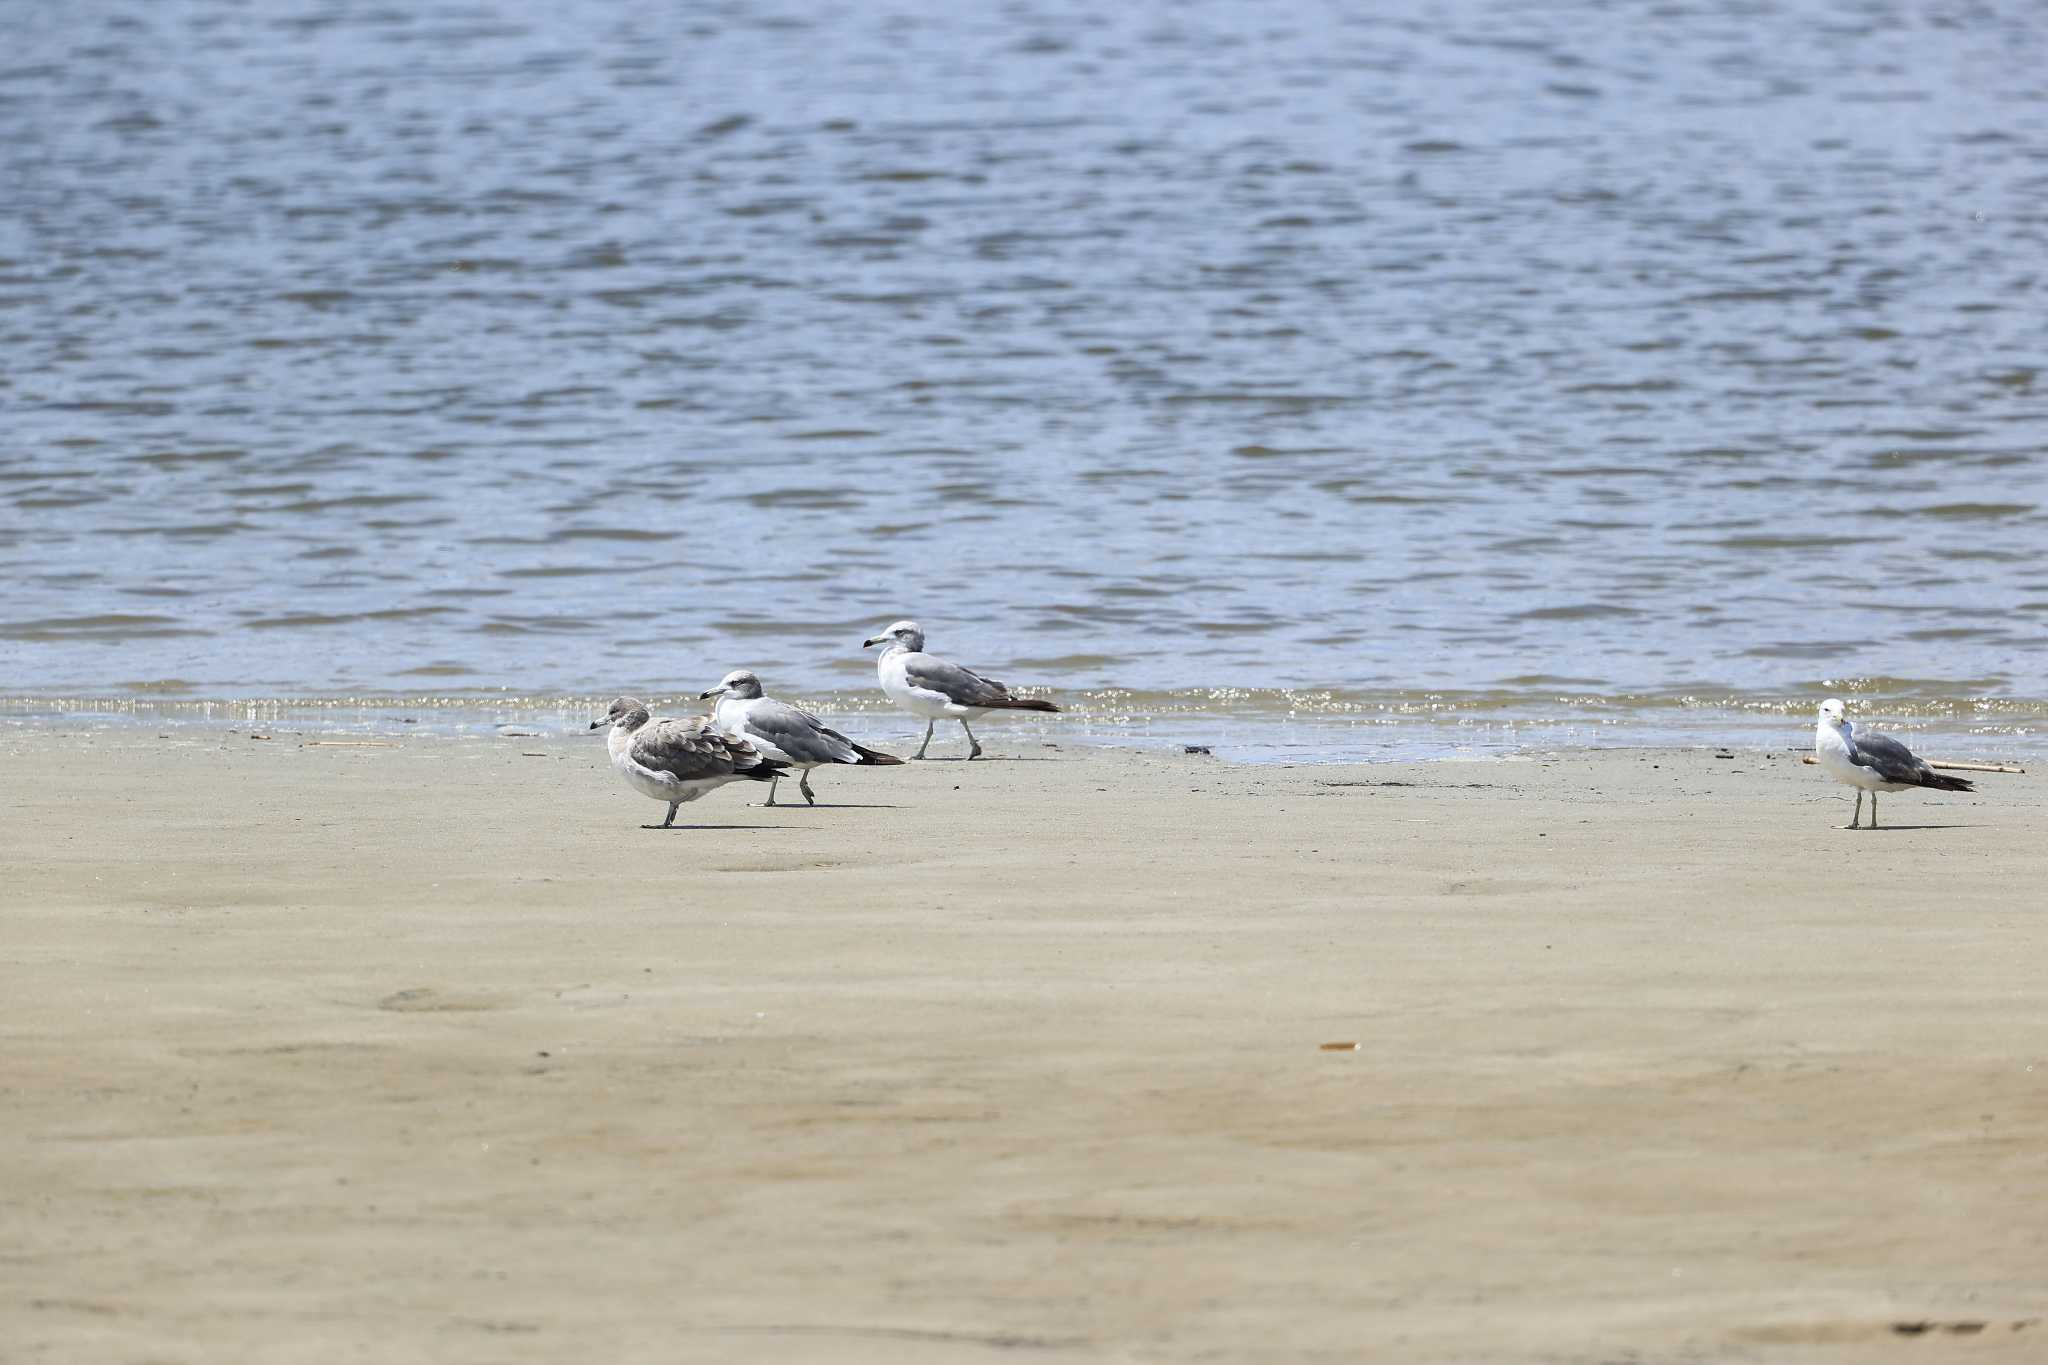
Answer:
909, 755, 1061, 763
1846, 823, 1984, 832
751, 803, 902, 810
639, 823, 799, 832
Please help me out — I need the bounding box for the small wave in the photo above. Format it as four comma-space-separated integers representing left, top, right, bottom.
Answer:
1, 614, 209, 640
1512, 605, 1643, 621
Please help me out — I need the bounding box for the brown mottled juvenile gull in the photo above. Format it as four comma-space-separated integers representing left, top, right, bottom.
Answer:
589, 696, 786, 828
860, 619, 1060, 759
1812, 697, 1973, 829
700, 668, 902, 806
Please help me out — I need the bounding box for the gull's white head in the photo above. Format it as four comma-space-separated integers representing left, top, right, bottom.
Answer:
862, 620, 924, 652
1818, 697, 1847, 728
700, 669, 764, 701
591, 695, 651, 732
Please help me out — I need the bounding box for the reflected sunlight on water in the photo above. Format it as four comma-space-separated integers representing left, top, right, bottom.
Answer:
5, 0, 2046, 758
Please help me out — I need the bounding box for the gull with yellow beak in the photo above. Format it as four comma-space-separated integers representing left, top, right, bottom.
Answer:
861, 620, 1060, 759
1812, 697, 1973, 829
700, 668, 902, 806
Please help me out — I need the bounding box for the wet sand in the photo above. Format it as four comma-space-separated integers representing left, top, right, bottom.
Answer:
5, 729, 2043, 1362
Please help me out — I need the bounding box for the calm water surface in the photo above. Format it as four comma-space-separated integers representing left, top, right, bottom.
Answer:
5, 0, 2046, 757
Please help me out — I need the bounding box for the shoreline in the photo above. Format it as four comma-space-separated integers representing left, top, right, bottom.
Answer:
4, 689, 2043, 767
6, 731, 2044, 1362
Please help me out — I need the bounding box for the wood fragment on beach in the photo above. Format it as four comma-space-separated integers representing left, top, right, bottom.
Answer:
1318, 1041, 1359, 1051
1798, 755, 2022, 774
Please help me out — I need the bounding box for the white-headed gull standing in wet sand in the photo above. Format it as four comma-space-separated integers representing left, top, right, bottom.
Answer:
1812, 697, 1973, 830
590, 696, 786, 828
861, 620, 1060, 759
700, 668, 902, 806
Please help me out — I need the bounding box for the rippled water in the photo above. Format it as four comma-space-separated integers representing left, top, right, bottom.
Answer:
5, 0, 2046, 756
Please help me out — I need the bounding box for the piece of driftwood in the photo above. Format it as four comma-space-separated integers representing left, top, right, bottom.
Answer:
1798, 755, 2023, 774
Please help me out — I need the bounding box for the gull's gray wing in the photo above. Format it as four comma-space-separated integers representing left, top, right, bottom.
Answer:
631, 716, 762, 781
743, 699, 858, 767
902, 652, 1014, 707
1847, 728, 1933, 784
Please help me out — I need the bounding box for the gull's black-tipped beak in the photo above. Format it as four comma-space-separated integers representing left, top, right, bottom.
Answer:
862, 635, 883, 648
589, 718, 608, 730
699, 688, 721, 699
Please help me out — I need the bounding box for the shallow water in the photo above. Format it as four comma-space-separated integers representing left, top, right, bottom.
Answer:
5, 0, 2046, 757
6, 684, 2042, 767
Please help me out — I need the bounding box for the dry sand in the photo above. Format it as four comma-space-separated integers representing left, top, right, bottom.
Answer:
4, 726, 2044, 1363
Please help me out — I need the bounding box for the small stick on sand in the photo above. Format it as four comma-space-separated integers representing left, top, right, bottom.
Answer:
1799, 755, 2023, 774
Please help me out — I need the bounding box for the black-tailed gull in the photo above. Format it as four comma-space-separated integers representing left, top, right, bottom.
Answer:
590, 696, 786, 828
861, 619, 1061, 759
700, 668, 903, 806
1813, 697, 1973, 829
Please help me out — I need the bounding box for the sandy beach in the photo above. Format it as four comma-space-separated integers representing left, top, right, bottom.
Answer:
5, 728, 2043, 1363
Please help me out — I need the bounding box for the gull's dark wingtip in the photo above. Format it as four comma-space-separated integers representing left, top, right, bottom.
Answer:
848, 742, 905, 766
988, 696, 1061, 713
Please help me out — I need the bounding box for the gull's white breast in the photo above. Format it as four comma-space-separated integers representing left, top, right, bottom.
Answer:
878, 648, 981, 719
1815, 721, 1901, 792
714, 694, 798, 767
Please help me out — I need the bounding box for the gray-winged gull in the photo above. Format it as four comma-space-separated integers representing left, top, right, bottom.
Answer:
700, 668, 902, 806
1813, 697, 1973, 829
861, 619, 1060, 759
590, 696, 786, 827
